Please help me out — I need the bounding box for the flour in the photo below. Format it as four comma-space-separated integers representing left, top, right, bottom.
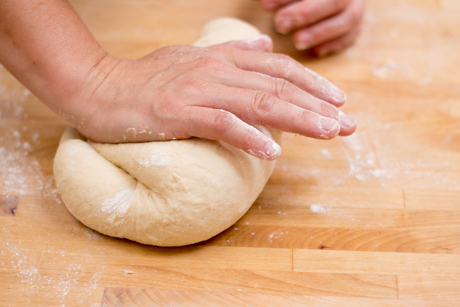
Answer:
1, 66, 100, 306
310, 204, 330, 214
0, 66, 30, 119
1, 239, 101, 305
0, 126, 60, 200
307, 67, 345, 103
101, 189, 135, 217
320, 149, 332, 159
138, 151, 170, 168
0, 69, 59, 198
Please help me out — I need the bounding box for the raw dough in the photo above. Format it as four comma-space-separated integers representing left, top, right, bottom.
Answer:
53, 18, 282, 247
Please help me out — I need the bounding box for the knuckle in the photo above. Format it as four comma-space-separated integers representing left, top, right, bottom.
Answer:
273, 78, 288, 96
245, 125, 265, 146
176, 74, 212, 94
298, 110, 315, 133
252, 91, 278, 115
273, 78, 296, 101
320, 101, 339, 118
195, 56, 228, 71
272, 54, 297, 77
212, 111, 237, 134
195, 56, 216, 67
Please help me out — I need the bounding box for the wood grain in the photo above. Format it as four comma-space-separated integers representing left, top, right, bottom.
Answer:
1, 0, 460, 305
399, 275, 460, 301
102, 288, 458, 307
404, 190, 460, 210
293, 249, 460, 275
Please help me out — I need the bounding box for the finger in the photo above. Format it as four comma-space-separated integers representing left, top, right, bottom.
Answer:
260, 0, 296, 12
293, 0, 365, 50
219, 47, 347, 106
193, 65, 355, 135
222, 35, 274, 53
313, 25, 362, 57
185, 83, 341, 140
180, 106, 282, 160
274, 0, 350, 34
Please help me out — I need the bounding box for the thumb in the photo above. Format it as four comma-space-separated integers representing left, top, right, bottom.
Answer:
222, 34, 274, 53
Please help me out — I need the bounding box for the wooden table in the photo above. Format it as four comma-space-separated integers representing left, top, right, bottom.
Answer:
1, 0, 460, 305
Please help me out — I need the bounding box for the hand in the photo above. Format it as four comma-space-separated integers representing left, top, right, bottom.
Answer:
74, 36, 356, 161
260, 0, 365, 56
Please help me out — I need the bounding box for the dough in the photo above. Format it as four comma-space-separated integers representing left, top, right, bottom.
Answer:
53, 18, 282, 247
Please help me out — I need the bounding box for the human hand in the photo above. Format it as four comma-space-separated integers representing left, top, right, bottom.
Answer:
74, 36, 356, 160
259, 0, 365, 56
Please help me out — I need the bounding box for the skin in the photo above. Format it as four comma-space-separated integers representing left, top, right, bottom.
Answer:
0, 0, 356, 161
259, 0, 366, 56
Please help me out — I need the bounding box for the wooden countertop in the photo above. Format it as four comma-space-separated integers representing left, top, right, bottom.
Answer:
1, 0, 460, 305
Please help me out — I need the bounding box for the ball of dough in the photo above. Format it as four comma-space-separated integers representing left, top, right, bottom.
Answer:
53, 18, 282, 246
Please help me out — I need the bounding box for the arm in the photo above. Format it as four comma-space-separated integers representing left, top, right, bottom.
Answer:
0, 0, 108, 121
0, 0, 356, 160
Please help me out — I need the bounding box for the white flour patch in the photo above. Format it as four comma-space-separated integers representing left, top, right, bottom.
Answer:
101, 189, 135, 217
342, 131, 396, 184
267, 229, 288, 244
372, 58, 413, 79
310, 204, 330, 214
138, 151, 170, 168
320, 149, 332, 159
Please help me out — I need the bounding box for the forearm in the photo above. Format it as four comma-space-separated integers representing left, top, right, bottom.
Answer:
0, 0, 108, 121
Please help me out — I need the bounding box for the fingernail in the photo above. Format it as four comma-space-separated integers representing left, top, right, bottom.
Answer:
275, 17, 293, 35
331, 86, 347, 104
319, 118, 340, 133
264, 140, 281, 160
338, 112, 356, 129
247, 139, 281, 160
295, 32, 314, 50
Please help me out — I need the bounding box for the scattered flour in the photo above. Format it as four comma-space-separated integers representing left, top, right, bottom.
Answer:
0, 126, 61, 199
310, 204, 330, 214
1, 239, 101, 305
1, 65, 103, 305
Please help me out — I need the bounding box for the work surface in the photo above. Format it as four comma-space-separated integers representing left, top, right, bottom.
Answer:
1, 0, 460, 306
